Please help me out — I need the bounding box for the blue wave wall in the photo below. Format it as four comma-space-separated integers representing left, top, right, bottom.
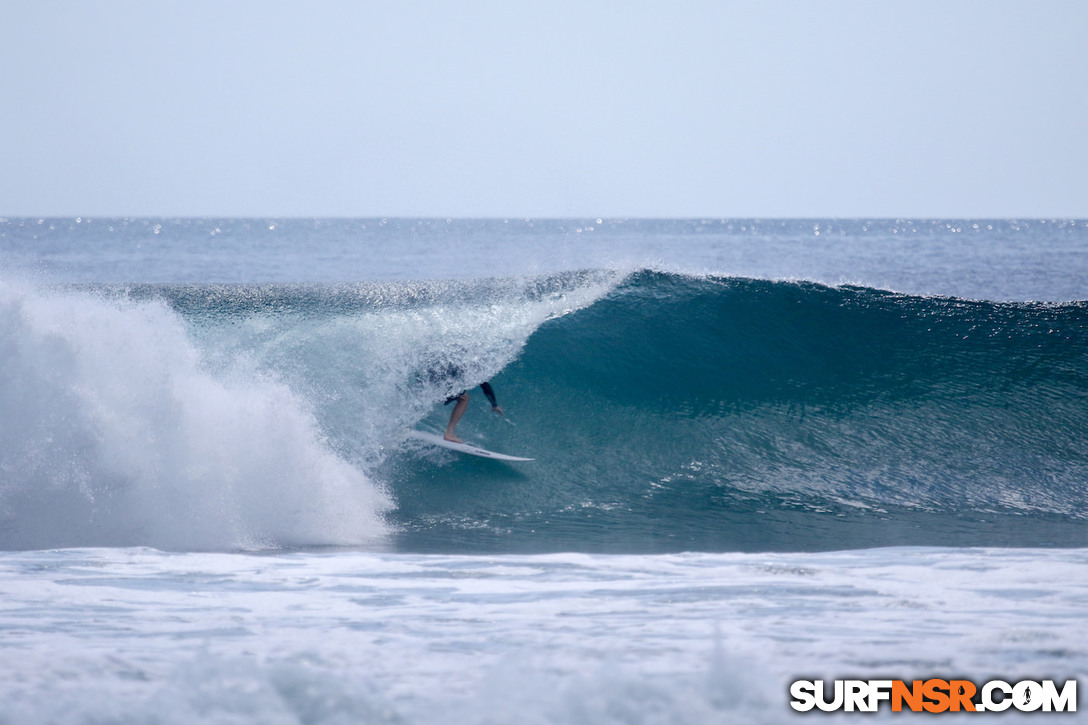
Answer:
385, 271, 1088, 552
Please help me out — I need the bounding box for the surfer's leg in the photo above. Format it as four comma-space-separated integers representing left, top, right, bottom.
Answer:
444, 392, 469, 442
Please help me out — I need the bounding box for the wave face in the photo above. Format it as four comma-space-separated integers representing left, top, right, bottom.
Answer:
2, 270, 1086, 552
385, 271, 1088, 552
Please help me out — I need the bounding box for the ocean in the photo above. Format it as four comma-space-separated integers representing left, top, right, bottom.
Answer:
1, 217, 1085, 722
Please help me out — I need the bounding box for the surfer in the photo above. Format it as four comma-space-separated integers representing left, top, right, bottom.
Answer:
444, 382, 503, 443
421, 361, 504, 443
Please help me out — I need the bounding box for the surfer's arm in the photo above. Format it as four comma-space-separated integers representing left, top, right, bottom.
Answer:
480, 382, 503, 414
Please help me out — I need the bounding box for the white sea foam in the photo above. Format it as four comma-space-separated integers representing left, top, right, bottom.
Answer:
0, 547, 1082, 723
0, 279, 391, 551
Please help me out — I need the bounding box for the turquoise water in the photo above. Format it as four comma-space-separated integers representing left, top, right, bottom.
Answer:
1, 219, 1086, 553
386, 271, 1088, 552
0, 218, 1085, 723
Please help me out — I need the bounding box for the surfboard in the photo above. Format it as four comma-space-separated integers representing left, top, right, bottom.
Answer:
407, 430, 534, 461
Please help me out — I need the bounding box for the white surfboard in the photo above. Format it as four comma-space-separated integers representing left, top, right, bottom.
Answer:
407, 430, 534, 461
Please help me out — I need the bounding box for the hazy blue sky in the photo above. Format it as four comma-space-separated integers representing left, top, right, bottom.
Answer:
3, 1, 1086, 218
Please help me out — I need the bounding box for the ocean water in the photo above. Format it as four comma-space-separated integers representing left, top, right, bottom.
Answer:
1, 218, 1086, 722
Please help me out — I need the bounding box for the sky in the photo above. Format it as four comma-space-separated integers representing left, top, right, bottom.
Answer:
2, 0, 1087, 218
